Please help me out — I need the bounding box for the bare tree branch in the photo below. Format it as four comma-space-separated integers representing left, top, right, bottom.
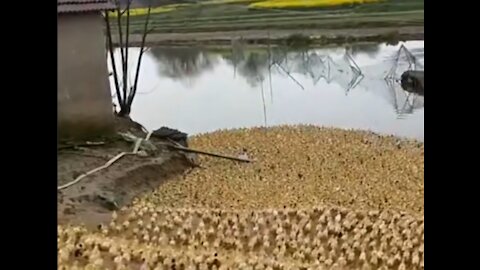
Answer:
121, 0, 132, 115
128, 4, 153, 107
105, 12, 123, 106
106, 0, 152, 116
120, 1, 134, 18
114, 0, 125, 88
146, 27, 155, 35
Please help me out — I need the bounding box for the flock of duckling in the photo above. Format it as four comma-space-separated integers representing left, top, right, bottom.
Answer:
58, 126, 424, 269
148, 126, 423, 215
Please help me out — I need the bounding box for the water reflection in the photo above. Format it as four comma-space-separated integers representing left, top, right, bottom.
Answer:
348, 43, 381, 57
149, 47, 217, 83
111, 41, 424, 140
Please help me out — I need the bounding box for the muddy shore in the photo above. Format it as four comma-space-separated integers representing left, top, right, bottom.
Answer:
57, 117, 195, 227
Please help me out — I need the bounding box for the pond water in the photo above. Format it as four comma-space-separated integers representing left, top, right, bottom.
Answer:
110, 41, 424, 141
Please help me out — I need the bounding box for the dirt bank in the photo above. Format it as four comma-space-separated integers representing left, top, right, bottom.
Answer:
114, 26, 424, 47
57, 117, 195, 227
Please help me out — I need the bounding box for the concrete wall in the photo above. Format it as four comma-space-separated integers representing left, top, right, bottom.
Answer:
58, 12, 114, 140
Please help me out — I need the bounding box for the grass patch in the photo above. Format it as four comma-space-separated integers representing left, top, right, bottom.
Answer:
106, 3, 191, 17
108, 0, 423, 38
284, 33, 313, 48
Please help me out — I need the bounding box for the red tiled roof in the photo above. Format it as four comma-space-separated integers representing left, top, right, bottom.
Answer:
58, 0, 116, 14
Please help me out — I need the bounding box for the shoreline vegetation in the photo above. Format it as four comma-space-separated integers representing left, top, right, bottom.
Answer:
111, 27, 423, 48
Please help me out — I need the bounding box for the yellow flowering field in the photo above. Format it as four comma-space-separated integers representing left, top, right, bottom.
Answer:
250, 0, 381, 9
203, 0, 257, 4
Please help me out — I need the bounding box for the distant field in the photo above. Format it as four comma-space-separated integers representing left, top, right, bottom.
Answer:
250, 0, 381, 9
109, 0, 423, 42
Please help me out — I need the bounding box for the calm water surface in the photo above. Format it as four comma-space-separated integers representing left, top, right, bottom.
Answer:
111, 41, 424, 140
